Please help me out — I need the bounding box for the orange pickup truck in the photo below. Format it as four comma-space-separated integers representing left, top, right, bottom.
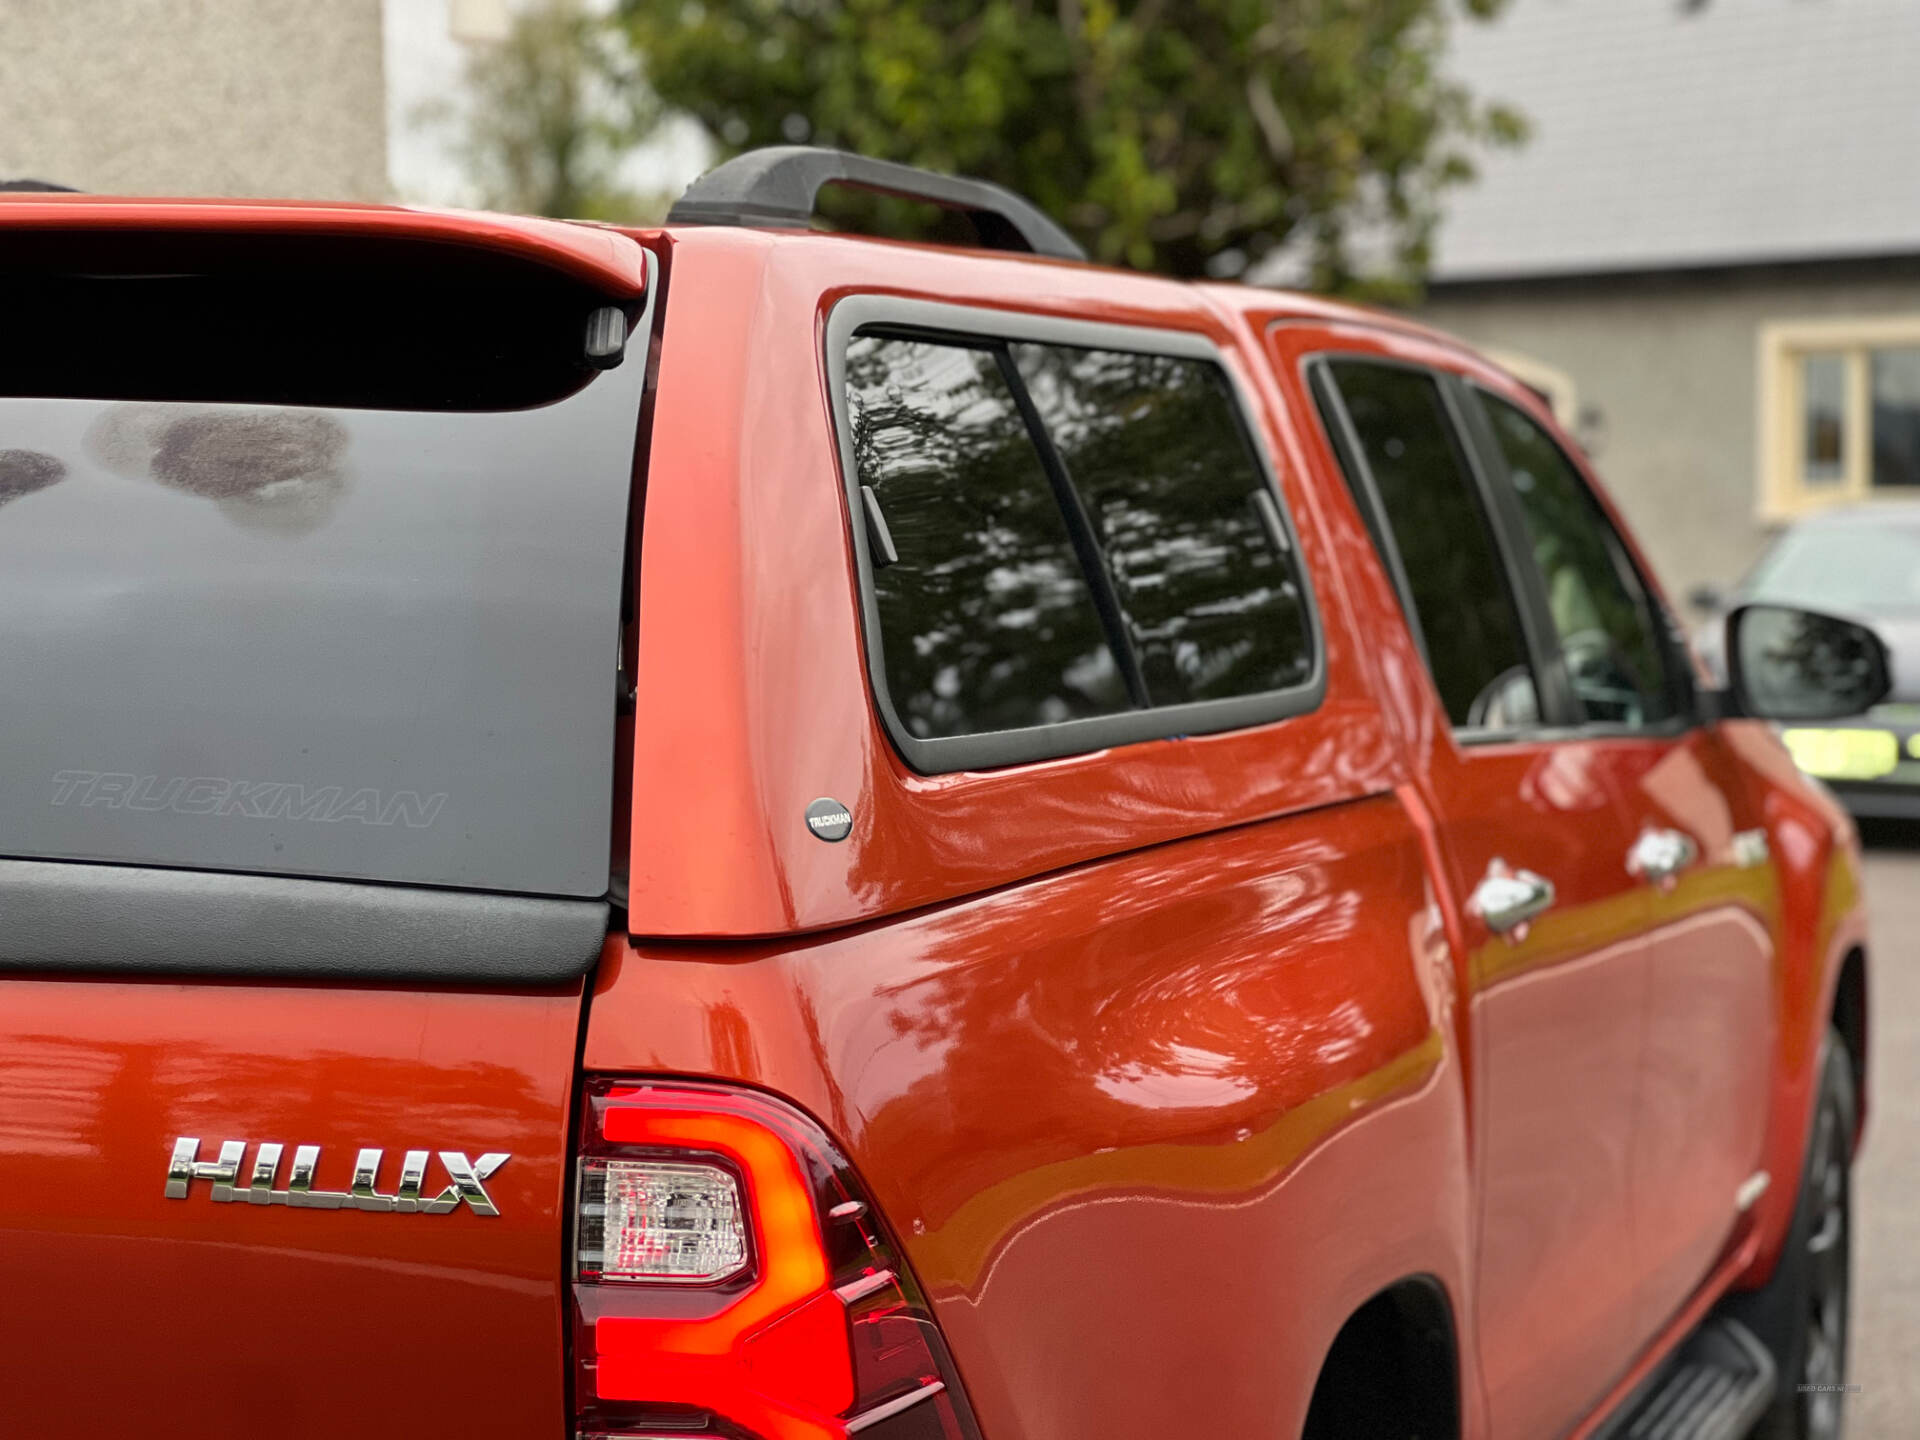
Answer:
0, 149, 1886, 1440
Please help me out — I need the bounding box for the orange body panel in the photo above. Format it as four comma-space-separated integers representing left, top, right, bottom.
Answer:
626, 231, 1399, 939
590, 793, 1471, 1440
0, 977, 585, 1437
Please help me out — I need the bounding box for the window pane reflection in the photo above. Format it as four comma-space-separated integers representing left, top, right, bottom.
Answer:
1326, 362, 1538, 730
1012, 344, 1313, 705
844, 335, 1129, 740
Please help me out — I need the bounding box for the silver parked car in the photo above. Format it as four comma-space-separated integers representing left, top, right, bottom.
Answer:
1694, 503, 1920, 817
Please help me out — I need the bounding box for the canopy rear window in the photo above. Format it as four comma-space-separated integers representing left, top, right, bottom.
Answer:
0, 225, 654, 897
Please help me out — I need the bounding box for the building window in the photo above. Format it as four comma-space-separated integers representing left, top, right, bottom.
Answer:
1800, 352, 1847, 488
1483, 347, 1580, 431
1872, 348, 1920, 490
1761, 318, 1920, 517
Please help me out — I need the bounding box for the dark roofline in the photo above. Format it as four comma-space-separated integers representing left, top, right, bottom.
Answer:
1427, 246, 1920, 296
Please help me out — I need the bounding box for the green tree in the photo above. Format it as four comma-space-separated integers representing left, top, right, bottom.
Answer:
614, 0, 1524, 289
452, 0, 663, 222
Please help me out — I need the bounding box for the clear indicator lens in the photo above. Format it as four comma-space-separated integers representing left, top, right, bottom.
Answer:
578, 1158, 749, 1283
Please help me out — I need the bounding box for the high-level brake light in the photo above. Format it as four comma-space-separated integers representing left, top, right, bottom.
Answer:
570, 1080, 982, 1440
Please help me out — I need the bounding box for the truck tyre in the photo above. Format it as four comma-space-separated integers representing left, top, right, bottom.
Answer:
1744, 1031, 1856, 1440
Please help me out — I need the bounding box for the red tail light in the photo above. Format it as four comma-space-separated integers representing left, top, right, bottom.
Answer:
571, 1078, 985, 1440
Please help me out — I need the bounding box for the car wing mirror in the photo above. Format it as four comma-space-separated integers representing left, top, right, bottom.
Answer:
1722, 602, 1893, 721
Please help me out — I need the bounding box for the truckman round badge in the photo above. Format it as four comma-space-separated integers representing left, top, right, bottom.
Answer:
804, 797, 853, 842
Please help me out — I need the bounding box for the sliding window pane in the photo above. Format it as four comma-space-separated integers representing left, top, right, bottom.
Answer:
1012, 344, 1313, 705
844, 335, 1130, 739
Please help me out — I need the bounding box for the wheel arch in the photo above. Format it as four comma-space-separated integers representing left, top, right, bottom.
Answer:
1302, 1273, 1461, 1440
1830, 945, 1867, 1149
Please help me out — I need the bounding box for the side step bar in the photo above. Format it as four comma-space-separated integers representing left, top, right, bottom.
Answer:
1592, 1317, 1778, 1440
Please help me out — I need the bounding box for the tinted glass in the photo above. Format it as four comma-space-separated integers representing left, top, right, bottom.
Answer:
1326, 362, 1538, 730
0, 230, 611, 411
0, 301, 653, 897
1013, 344, 1312, 704
844, 335, 1129, 739
1484, 395, 1677, 727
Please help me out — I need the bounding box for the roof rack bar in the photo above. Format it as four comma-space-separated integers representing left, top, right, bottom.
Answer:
666, 145, 1086, 262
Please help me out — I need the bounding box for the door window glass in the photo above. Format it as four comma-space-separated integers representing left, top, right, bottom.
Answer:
1011, 343, 1312, 704
843, 335, 1130, 739
1482, 395, 1678, 727
1324, 361, 1539, 730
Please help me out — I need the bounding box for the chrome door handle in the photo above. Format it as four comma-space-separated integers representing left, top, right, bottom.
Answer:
1626, 827, 1698, 886
1469, 861, 1556, 935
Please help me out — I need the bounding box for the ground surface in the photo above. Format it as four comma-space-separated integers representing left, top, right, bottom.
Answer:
1844, 835, 1920, 1438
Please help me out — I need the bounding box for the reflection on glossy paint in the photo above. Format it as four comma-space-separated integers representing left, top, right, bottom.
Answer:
1632, 904, 1775, 1336
595, 795, 1450, 1388
1093, 1042, 1263, 1109
0, 1035, 116, 1158
1522, 743, 1611, 814
924, 1028, 1444, 1299
1636, 739, 1735, 843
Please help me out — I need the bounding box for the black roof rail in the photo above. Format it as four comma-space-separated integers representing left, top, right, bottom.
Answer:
666, 145, 1086, 262
0, 179, 79, 192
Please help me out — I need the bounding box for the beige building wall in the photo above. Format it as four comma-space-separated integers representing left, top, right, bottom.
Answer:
1416, 260, 1920, 606
0, 0, 387, 200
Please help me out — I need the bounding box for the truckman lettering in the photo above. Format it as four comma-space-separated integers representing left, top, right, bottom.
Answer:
50, 771, 446, 828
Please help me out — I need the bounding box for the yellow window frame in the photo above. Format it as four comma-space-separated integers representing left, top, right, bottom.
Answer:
1759, 315, 1920, 521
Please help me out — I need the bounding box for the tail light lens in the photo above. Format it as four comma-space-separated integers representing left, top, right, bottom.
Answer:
571, 1078, 985, 1440
578, 1159, 751, 1283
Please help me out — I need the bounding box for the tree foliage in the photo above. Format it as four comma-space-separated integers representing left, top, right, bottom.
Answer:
453, 0, 663, 222
615, 0, 1524, 288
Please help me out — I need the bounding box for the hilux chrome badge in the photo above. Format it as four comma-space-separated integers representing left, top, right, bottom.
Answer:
165, 1137, 508, 1217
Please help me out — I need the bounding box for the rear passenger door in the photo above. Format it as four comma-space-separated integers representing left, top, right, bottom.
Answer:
1307, 351, 1655, 1440
1463, 388, 1776, 1351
